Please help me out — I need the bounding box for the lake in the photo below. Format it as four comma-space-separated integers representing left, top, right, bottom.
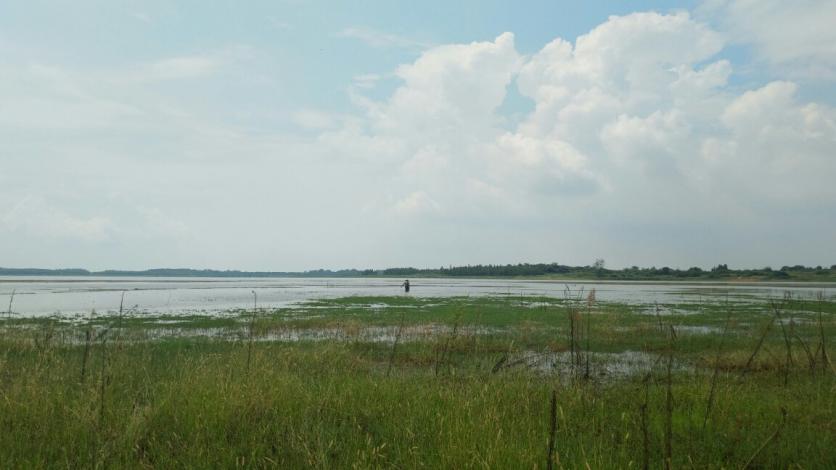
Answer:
2, 276, 834, 318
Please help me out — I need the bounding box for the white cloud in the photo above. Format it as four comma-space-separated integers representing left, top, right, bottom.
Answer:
317, 11, 836, 266
293, 109, 337, 129
3, 8, 835, 269
393, 191, 440, 215
328, 33, 525, 214
1, 197, 114, 242
701, 0, 836, 79
136, 47, 255, 82
705, 80, 836, 202
143, 56, 221, 81
352, 73, 381, 89
337, 27, 433, 50
380, 32, 521, 134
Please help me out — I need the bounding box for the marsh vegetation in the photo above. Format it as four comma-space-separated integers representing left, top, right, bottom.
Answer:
1, 291, 833, 468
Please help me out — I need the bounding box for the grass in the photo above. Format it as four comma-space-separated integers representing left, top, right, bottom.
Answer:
0, 294, 834, 468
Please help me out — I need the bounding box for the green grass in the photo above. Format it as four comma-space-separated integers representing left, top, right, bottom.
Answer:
1, 295, 834, 468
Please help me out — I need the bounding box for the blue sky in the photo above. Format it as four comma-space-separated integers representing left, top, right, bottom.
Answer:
1, 1, 835, 270
1, 1, 708, 123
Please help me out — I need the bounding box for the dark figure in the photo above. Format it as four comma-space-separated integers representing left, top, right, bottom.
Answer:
402, 279, 410, 293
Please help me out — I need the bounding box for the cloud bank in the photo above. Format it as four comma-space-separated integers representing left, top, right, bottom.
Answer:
1, 7, 835, 270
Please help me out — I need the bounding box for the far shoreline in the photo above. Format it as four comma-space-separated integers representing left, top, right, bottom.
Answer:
1, 274, 835, 288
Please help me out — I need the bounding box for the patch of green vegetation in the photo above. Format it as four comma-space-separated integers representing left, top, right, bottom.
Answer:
1, 294, 833, 468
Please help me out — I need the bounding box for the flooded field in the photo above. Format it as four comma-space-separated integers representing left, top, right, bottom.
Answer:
2, 291, 834, 468
2, 276, 834, 318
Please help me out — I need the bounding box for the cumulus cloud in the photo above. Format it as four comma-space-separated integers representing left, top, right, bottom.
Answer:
705, 80, 836, 202
333, 13, 736, 215
701, 0, 836, 79
315, 10, 836, 266
319, 33, 528, 213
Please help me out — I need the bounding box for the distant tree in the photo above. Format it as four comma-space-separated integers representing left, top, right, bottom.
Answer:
685, 267, 703, 277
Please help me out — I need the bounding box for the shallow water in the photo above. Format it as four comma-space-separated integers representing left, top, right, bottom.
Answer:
499, 350, 691, 380
1, 276, 833, 318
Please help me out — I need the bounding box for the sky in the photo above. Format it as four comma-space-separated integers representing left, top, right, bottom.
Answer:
1, 0, 835, 271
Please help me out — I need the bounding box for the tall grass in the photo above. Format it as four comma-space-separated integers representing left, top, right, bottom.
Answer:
0, 294, 832, 468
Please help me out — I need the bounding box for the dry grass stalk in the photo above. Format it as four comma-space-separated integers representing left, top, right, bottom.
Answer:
546, 389, 558, 470
664, 325, 675, 470
741, 316, 775, 377
770, 299, 794, 386
641, 373, 651, 470
80, 311, 94, 384
246, 290, 257, 376
703, 308, 732, 429
435, 314, 460, 376
564, 285, 585, 375
584, 289, 595, 380
386, 312, 405, 378
98, 333, 108, 427
793, 331, 817, 376
816, 292, 831, 372
491, 341, 514, 374
654, 302, 664, 334
6, 289, 14, 324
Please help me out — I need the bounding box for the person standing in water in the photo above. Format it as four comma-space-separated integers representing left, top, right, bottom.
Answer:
402, 279, 410, 293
